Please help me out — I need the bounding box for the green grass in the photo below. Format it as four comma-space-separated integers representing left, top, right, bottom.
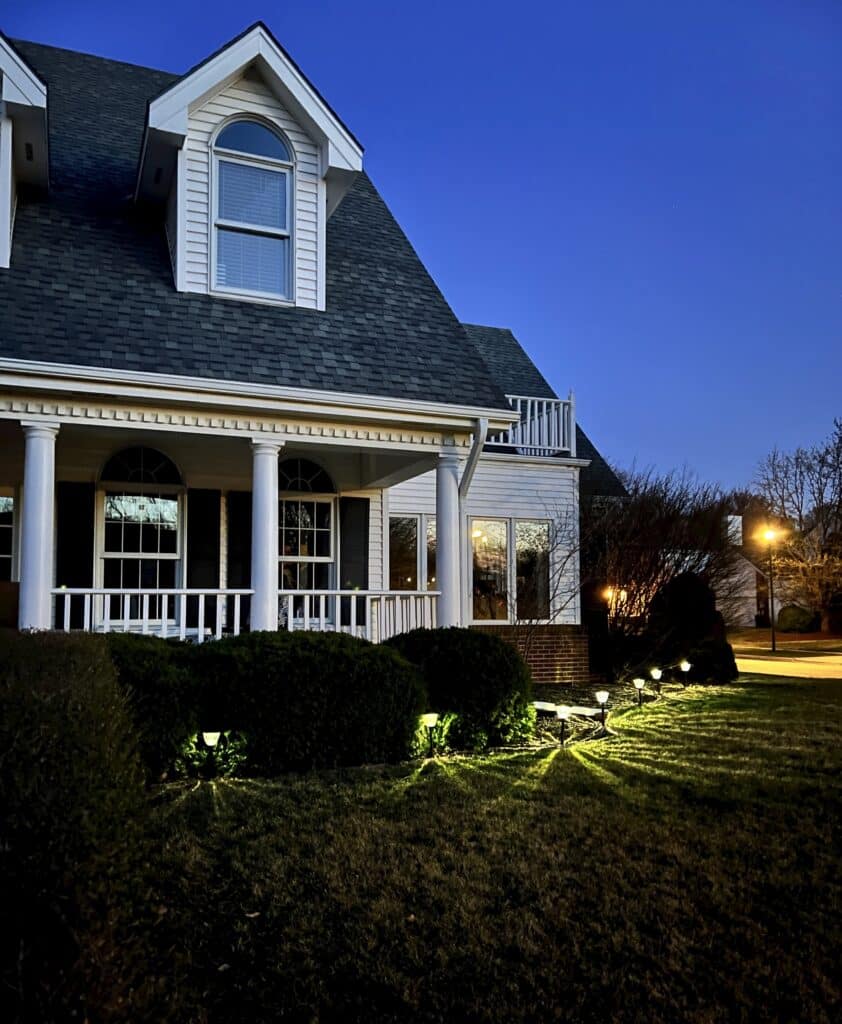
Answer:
149, 681, 842, 1023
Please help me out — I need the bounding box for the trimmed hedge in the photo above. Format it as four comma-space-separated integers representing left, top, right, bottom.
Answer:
107, 632, 199, 781
683, 638, 739, 684
194, 630, 426, 774
0, 631, 167, 1021
777, 605, 819, 633
385, 627, 535, 750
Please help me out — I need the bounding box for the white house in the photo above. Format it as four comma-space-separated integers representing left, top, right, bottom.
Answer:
0, 24, 623, 680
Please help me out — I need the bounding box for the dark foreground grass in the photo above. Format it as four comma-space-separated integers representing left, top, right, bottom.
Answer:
151, 681, 842, 1023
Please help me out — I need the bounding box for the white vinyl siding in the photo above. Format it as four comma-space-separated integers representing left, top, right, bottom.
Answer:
389, 458, 580, 624
183, 74, 321, 308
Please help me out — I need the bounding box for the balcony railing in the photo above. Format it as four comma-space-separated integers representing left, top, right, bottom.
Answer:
486, 393, 575, 456
51, 587, 438, 644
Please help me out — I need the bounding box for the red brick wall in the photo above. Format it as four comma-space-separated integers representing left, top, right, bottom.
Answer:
471, 624, 590, 684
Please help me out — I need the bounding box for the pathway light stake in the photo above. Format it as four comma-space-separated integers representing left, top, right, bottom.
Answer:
650, 667, 662, 694
556, 705, 570, 746
633, 678, 645, 706
201, 731, 221, 779
595, 690, 609, 728
421, 712, 439, 757
679, 659, 691, 685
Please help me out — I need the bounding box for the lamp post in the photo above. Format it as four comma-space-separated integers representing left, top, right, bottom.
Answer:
201, 731, 221, 779
633, 678, 645, 706
595, 690, 609, 728
421, 712, 439, 757
763, 528, 778, 653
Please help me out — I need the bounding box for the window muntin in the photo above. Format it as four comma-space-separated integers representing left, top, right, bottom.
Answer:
280, 499, 333, 563
213, 119, 292, 300
101, 446, 182, 486
515, 520, 550, 620
0, 494, 13, 582
472, 519, 509, 620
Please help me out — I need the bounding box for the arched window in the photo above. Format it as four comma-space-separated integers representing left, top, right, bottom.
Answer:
213, 118, 293, 300
98, 447, 184, 621
277, 459, 335, 592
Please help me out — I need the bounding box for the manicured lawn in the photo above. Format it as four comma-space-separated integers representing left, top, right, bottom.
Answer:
151, 680, 842, 1023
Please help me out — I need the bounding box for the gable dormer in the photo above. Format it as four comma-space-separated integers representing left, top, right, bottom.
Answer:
135, 22, 363, 311
0, 34, 48, 269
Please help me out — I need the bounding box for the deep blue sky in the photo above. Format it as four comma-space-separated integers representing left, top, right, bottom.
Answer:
5, 1, 841, 489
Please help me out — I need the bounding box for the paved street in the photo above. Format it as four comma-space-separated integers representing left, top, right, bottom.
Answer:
736, 652, 842, 679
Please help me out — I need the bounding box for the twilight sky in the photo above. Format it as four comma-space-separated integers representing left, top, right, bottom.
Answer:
5, 1, 841, 490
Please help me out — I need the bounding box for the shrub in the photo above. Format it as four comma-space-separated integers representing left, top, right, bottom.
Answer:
777, 605, 819, 633
0, 631, 164, 1020
683, 638, 739, 684
107, 632, 199, 781
194, 630, 426, 774
385, 627, 535, 750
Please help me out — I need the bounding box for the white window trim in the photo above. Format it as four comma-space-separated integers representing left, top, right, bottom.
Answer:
468, 516, 553, 626
388, 512, 437, 592
93, 483, 187, 623
209, 130, 296, 305
278, 493, 337, 569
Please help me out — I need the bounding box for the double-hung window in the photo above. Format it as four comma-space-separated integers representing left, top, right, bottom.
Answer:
388, 515, 437, 591
213, 120, 293, 300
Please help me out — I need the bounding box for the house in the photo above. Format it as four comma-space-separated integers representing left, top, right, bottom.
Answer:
0, 23, 622, 682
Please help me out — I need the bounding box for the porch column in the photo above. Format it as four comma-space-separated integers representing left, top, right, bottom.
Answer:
436, 452, 461, 627
250, 439, 283, 632
19, 421, 60, 630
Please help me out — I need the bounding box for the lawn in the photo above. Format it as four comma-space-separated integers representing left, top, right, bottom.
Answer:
147, 679, 842, 1023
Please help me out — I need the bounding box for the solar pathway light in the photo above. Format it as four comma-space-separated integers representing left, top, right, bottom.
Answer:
679, 659, 692, 685
202, 732, 221, 748
200, 731, 222, 780
421, 712, 439, 757
650, 667, 663, 694
595, 690, 609, 728
556, 705, 571, 746
633, 678, 646, 706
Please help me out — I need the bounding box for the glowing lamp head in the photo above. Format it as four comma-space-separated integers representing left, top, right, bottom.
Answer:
556, 705, 571, 721
633, 678, 645, 691
650, 667, 662, 682
421, 712, 439, 730
680, 659, 691, 673
595, 690, 609, 705
603, 586, 614, 601
763, 528, 777, 543
202, 731, 221, 748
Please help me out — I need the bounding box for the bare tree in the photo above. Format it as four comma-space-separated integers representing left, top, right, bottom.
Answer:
755, 420, 842, 631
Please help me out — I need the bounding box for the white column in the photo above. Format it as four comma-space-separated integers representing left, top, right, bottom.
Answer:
19, 421, 60, 630
250, 439, 283, 632
436, 452, 461, 627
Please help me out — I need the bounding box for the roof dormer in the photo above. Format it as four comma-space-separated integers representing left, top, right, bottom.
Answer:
0, 33, 48, 269
135, 22, 363, 311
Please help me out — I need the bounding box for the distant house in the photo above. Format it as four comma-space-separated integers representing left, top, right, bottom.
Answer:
0, 23, 621, 681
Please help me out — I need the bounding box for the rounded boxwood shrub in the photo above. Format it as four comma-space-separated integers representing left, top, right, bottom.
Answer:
107, 632, 200, 781
777, 604, 819, 633
385, 627, 535, 750
683, 638, 739, 684
0, 631, 162, 1020
194, 630, 426, 774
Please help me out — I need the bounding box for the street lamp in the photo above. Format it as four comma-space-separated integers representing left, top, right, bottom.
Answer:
762, 527, 778, 653
633, 678, 645, 706
595, 690, 609, 728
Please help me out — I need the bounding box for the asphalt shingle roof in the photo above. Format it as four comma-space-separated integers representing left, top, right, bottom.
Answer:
1, 39, 506, 409
462, 324, 626, 498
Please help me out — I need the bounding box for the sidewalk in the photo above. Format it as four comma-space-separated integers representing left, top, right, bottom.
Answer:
735, 651, 842, 679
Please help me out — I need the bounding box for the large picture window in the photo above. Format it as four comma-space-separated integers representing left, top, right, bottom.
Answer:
471, 517, 552, 623
213, 120, 293, 300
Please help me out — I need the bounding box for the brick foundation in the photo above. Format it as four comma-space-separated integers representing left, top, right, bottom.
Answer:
471, 624, 590, 684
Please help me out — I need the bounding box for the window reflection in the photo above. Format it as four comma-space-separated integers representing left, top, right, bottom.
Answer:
389, 516, 417, 590
472, 519, 508, 620
516, 520, 550, 619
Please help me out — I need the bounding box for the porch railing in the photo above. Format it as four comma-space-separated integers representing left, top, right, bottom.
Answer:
51, 588, 253, 641
486, 393, 575, 456
279, 590, 439, 643
50, 587, 439, 644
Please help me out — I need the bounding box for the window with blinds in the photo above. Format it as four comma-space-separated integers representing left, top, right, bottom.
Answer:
213, 120, 292, 300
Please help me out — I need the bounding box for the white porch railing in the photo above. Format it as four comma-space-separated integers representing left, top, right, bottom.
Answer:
486, 393, 575, 456
279, 590, 439, 643
51, 588, 253, 641
50, 587, 439, 644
